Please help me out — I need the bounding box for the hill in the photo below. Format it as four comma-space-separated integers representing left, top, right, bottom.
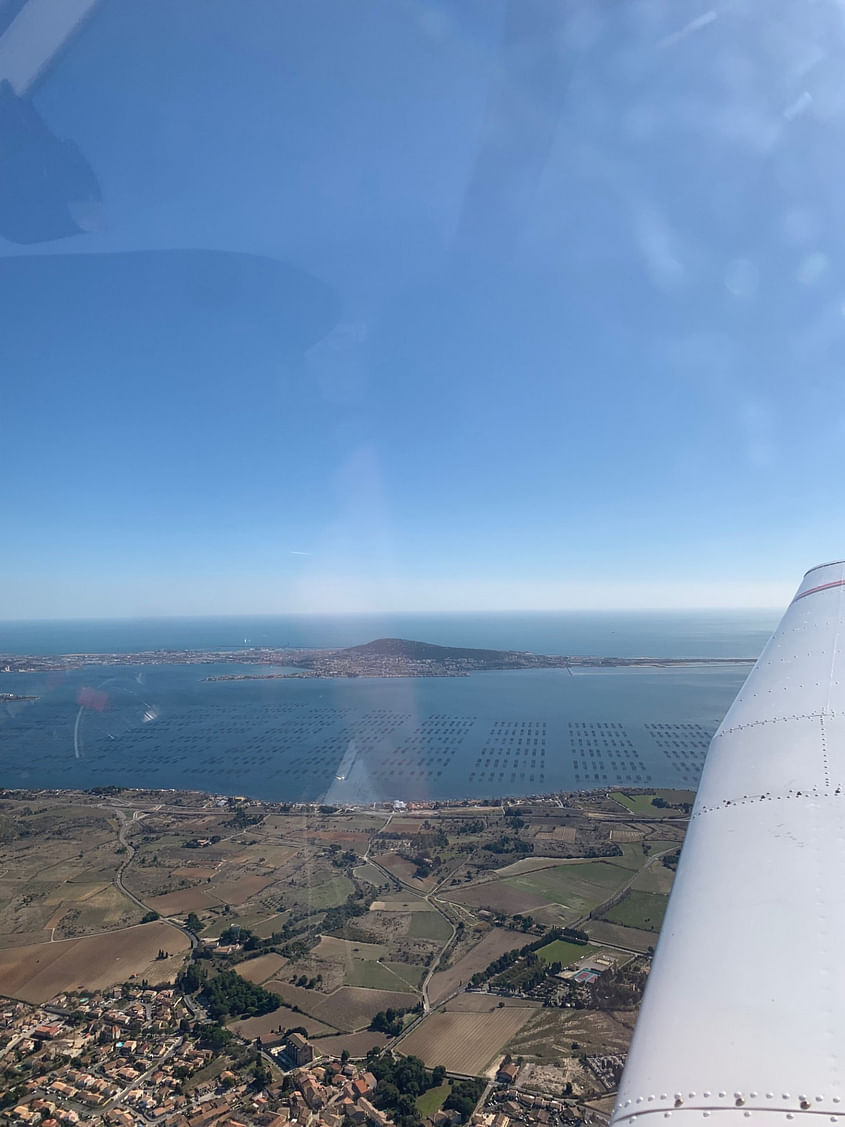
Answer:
340, 638, 525, 663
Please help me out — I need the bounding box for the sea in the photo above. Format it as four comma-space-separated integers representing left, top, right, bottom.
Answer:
0, 611, 778, 804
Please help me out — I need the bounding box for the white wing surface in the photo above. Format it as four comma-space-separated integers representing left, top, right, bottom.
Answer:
611, 561, 845, 1127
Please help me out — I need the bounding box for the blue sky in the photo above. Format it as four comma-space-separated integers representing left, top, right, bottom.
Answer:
3, 0, 845, 617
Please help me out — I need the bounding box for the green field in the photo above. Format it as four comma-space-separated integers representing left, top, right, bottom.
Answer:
611, 793, 657, 815
602, 891, 668, 932
343, 960, 416, 992
304, 874, 356, 910
536, 939, 597, 966
354, 863, 387, 887
416, 1083, 451, 1118
408, 912, 452, 941
631, 861, 675, 896
610, 844, 649, 871
505, 861, 631, 915
382, 961, 427, 988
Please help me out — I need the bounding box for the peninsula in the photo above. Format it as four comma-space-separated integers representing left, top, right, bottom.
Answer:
203, 637, 754, 680
0, 637, 756, 678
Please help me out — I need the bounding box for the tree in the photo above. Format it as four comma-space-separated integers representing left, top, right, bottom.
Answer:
444, 1080, 485, 1120
185, 912, 204, 933
200, 969, 280, 1020
196, 1024, 233, 1052
378, 1082, 401, 1107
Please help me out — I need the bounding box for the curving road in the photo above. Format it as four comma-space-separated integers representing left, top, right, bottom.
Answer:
113, 807, 199, 949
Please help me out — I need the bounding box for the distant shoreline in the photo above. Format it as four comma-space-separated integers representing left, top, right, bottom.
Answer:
201, 657, 754, 682
0, 782, 696, 811
0, 635, 757, 676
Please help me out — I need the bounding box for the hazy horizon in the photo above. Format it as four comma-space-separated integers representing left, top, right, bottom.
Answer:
0, 600, 787, 626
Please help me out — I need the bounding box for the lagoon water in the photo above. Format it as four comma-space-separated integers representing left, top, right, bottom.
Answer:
0, 611, 778, 802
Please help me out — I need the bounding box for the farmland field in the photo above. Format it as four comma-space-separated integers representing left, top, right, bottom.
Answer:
230, 1005, 339, 1040
609, 828, 643, 843
0, 786, 690, 1027
399, 1006, 537, 1075
268, 977, 416, 1031
53, 883, 142, 936
444, 860, 631, 920
609, 843, 651, 870
343, 960, 416, 992
294, 874, 355, 910
534, 825, 577, 844
312, 986, 418, 1031
508, 1007, 637, 1060
645, 837, 683, 855
382, 961, 426, 988
602, 890, 668, 931
611, 793, 658, 815
313, 1031, 389, 1057
536, 939, 597, 966
442, 881, 545, 916
491, 857, 568, 878
354, 863, 388, 886
250, 913, 290, 938
444, 993, 534, 1012
266, 978, 330, 1010
498, 862, 630, 917
0, 921, 190, 1002
509, 860, 629, 897
147, 887, 218, 915
428, 928, 526, 1005
632, 860, 675, 895
314, 935, 388, 961
408, 912, 452, 941
584, 919, 656, 953
208, 874, 275, 905
235, 952, 289, 984
374, 854, 437, 890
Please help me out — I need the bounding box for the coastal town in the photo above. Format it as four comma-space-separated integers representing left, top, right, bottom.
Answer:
0, 980, 604, 1127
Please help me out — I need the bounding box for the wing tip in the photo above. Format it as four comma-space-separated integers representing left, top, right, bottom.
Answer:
803, 559, 845, 578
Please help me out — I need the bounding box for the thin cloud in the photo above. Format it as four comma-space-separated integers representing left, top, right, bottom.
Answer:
658, 10, 717, 50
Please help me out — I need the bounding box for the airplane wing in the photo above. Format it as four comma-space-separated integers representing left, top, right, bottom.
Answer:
611, 560, 845, 1127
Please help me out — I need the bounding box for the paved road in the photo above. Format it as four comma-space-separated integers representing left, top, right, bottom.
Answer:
113, 807, 199, 950
361, 839, 457, 1014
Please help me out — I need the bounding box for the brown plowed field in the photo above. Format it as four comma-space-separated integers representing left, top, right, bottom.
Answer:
266, 979, 331, 1014
441, 882, 544, 915
0, 922, 190, 1002
235, 953, 289, 984
428, 928, 526, 1005
172, 865, 219, 880
311, 1031, 389, 1057
146, 888, 218, 914
399, 1006, 536, 1075
313, 986, 418, 1031
267, 977, 415, 1031
231, 1005, 338, 1040
210, 875, 274, 905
